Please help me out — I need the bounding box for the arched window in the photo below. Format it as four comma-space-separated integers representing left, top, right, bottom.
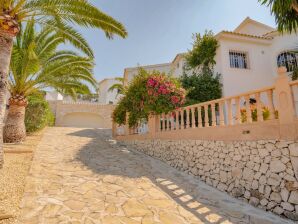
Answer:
277, 51, 298, 72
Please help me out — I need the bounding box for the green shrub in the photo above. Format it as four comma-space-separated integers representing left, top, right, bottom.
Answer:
25, 94, 55, 133
180, 70, 222, 105
291, 68, 298, 81
185, 31, 219, 71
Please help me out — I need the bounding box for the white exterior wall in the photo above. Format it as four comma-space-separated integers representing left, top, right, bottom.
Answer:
46, 91, 63, 101
98, 79, 121, 105
235, 23, 273, 36
217, 38, 274, 97
121, 18, 297, 99
125, 63, 173, 84
172, 58, 187, 77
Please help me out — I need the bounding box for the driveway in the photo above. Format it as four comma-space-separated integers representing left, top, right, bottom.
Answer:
17, 127, 293, 224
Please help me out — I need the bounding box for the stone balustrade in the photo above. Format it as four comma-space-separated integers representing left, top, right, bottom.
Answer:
158, 85, 276, 132
114, 67, 298, 141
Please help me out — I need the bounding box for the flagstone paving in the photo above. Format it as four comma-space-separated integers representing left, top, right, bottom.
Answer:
17, 127, 294, 224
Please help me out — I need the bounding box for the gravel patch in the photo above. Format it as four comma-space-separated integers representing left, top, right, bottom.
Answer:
0, 131, 44, 224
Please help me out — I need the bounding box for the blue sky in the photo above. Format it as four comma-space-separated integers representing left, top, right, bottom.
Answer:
79, 0, 276, 82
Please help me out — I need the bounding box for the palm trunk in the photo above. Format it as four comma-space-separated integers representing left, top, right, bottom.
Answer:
293, 2, 298, 14
0, 33, 14, 168
3, 103, 26, 143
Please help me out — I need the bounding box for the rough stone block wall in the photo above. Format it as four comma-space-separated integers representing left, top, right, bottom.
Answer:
124, 139, 298, 220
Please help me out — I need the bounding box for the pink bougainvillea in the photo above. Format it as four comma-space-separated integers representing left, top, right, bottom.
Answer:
113, 69, 186, 127
145, 74, 185, 109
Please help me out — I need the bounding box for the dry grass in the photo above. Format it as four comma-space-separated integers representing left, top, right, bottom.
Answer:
0, 130, 44, 224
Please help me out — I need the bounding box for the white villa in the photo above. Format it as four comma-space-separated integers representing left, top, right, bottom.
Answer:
98, 78, 121, 105
123, 17, 298, 98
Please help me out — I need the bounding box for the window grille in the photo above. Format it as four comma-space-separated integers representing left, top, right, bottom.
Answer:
229, 51, 249, 69
277, 52, 298, 72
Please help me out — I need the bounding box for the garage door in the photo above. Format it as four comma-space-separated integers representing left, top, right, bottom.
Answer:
61, 112, 106, 128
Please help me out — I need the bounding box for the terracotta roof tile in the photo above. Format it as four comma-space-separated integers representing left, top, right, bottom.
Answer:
220, 31, 273, 40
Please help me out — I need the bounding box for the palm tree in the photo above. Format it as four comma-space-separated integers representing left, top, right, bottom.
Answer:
108, 77, 125, 96
4, 20, 97, 143
259, 0, 298, 32
0, 0, 127, 167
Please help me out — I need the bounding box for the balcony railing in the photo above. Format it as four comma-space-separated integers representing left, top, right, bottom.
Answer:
113, 67, 298, 141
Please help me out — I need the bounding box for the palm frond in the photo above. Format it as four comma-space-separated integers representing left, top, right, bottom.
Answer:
19, 0, 127, 38
9, 20, 96, 99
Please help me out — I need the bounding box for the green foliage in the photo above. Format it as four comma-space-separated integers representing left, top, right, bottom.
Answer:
108, 77, 125, 95
259, 0, 298, 32
113, 69, 186, 127
180, 70, 222, 105
1, 0, 127, 44
291, 68, 298, 80
25, 93, 55, 133
185, 31, 219, 71
9, 20, 96, 100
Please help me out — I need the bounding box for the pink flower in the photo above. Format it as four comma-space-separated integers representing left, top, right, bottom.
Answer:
147, 78, 157, 87
147, 89, 153, 96
171, 96, 180, 104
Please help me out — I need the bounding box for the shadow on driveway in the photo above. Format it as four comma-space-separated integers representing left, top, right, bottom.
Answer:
70, 128, 292, 224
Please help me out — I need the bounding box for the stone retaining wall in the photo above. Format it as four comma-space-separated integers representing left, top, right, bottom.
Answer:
124, 139, 298, 220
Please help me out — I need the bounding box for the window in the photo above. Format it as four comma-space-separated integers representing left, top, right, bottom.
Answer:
229, 51, 249, 69
277, 52, 298, 72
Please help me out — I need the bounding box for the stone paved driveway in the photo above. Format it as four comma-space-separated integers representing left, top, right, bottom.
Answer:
17, 127, 293, 224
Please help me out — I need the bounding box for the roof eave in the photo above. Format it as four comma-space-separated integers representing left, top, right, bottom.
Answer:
216, 32, 273, 44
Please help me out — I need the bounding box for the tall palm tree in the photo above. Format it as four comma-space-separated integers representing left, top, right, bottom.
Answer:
259, 0, 298, 32
108, 77, 125, 95
4, 20, 97, 143
0, 0, 127, 167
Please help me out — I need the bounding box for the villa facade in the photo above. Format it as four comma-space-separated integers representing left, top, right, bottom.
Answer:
123, 17, 298, 98
98, 78, 121, 105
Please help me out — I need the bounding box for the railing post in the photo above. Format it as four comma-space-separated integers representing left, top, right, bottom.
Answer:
148, 114, 157, 138
227, 99, 233, 125
275, 67, 296, 140
211, 103, 216, 126
219, 101, 225, 126
235, 97, 241, 124
192, 107, 196, 128
244, 95, 253, 123
198, 106, 202, 128
186, 108, 190, 128
267, 89, 275, 120
255, 92, 264, 122
204, 105, 210, 127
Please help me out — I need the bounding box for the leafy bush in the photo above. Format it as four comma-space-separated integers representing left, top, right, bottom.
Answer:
185, 30, 219, 71
291, 67, 298, 80
113, 69, 186, 127
25, 93, 55, 133
180, 70, 222, 105
181, 30, 222, 106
